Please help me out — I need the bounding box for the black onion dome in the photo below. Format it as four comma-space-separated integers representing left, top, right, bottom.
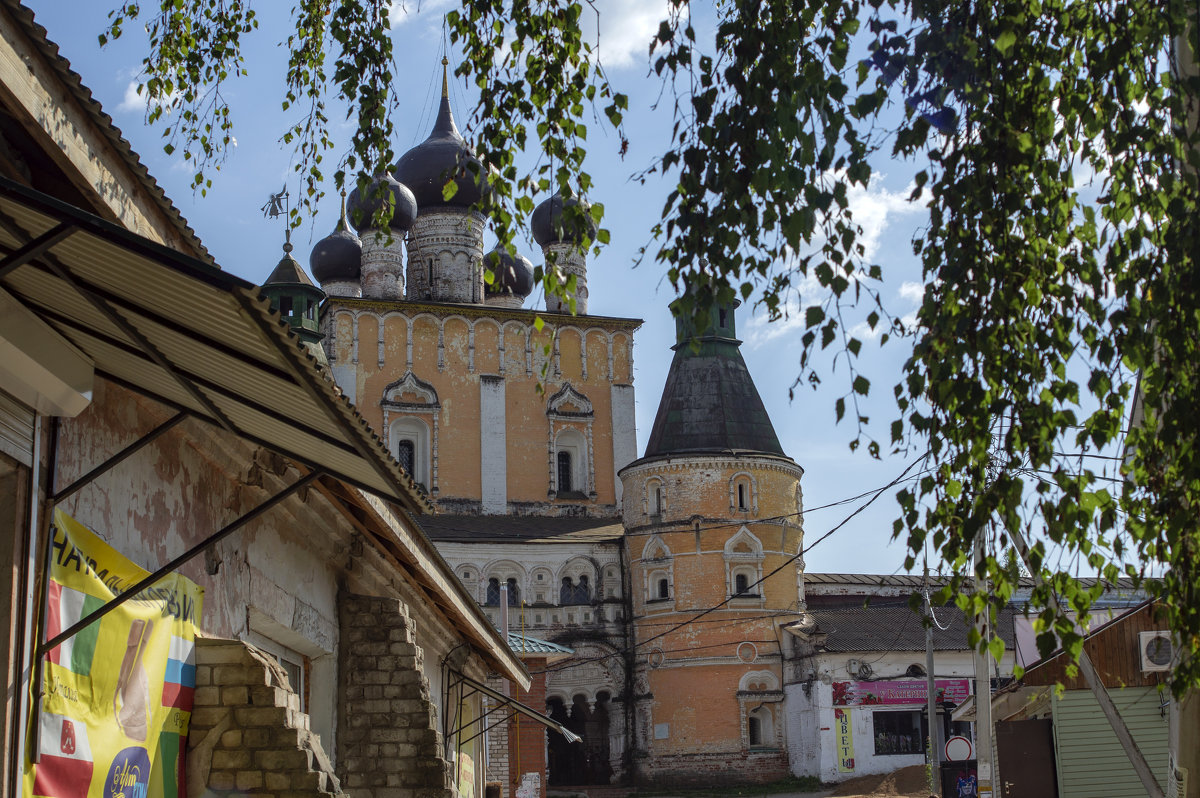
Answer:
484, 247, 535, 298
310, 199, 362, 284
347, 173, 417, 232
531, 189, 597, 246
394, 74, 487, 210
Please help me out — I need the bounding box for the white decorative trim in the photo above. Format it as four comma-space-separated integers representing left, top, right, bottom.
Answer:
381, 372, 440, 495
381, 372, 439, 407
546, 383, 594, 418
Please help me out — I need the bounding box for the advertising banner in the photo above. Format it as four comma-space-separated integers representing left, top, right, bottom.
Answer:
25, 509, 204, 798
834, 708, 855, 772
832, 678, 970, 707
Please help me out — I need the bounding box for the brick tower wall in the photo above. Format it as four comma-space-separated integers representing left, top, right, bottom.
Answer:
336, 593, 453, 798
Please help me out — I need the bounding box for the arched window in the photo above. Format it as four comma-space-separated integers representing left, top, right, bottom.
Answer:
396, 439, 415, 475
560, 577, 573, 604
485, 578, 500, 606
748, 714, 761, 746
737, 482, 748, 510
557, 450, 574, 493
390, 417, 430, 488
735, 573, 750, 595
657, 578, 670, 600
506, 577, 520, 606
574, 575, 591, 603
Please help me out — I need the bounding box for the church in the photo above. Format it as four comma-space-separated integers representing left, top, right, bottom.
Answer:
262, 66, 808, 790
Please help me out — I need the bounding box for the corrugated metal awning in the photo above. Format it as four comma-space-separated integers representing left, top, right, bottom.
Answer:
0, 177, 430, 513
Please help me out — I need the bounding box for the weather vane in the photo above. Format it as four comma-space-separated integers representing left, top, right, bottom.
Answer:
261, 184, 292, 251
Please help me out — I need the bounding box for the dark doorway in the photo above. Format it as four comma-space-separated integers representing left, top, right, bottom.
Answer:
996, 718, 1057, 798
546, 694, 611, 786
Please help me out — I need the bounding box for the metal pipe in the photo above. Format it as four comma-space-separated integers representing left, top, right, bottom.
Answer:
28, 416, 59, 764
924, 558, 941, 781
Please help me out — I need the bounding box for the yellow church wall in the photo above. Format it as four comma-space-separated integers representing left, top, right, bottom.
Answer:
647, 664, 752, 753
324, 299, 640, 511
558, 328, 583, 382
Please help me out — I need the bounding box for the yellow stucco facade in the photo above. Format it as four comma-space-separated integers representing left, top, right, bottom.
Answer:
326, 298, 639, 513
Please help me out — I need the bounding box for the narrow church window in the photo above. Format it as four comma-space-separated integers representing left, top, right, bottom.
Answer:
560, 577, 574, 605
279, 295, 293, 316
305, 302, 316, 321
735, 573, 750, 595
574, 575, 591, 603
657, 578, 669, 600
737, 482, 748, 510
557, 450, 573, 492
748, 715, 761, 746
651, 484, 664, 515
396, 439, 415, 475
486, 578, 501, 606
506, 577, 520, 606
719, 308, 727, 328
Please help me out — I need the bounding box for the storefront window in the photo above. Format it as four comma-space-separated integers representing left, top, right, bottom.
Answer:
872, 710, 925, 755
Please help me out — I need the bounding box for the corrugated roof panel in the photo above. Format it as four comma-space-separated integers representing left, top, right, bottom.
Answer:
0, 177, 428, 512
46, 233, 283, 366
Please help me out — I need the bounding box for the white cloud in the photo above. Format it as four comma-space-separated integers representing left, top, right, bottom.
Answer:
389, 0, 454, 28
117, 80, 178, 115
582, 0, 670, 71
898, 281, 923, 304
740, 179, 921, 348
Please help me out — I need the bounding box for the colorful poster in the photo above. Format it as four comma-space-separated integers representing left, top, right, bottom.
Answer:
24, 509, 203, 798
832, 679, 970, 707
834, 708, 855, 772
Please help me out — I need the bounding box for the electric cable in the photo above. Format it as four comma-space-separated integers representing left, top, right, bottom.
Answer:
528, 451, 931, 676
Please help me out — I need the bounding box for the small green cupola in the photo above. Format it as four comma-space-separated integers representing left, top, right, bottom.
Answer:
261, 231, 326, 346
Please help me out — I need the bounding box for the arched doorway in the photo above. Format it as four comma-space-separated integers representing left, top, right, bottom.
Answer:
545, 693, 611, 786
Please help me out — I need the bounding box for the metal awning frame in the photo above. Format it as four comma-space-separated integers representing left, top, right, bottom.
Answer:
443, 668, 582, 748
29, 409, 323, 761
0, 176, 429, 513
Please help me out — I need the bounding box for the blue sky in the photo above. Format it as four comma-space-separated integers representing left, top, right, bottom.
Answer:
26, 1, 934, 575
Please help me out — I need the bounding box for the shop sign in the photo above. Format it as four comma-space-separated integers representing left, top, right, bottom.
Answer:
832, 678, 970, 707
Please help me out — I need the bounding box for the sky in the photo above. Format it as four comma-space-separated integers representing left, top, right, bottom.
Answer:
25, 0, 934, 576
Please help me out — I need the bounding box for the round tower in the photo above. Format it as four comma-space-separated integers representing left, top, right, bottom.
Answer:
348, 173, 417, 300
309, 193, 363, 298
619, 296, 804, 786
532, 188, 595, 314
394, 59, 488, 304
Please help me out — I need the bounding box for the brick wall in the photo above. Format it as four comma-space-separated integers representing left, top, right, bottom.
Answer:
337, 593, 452, 798
506, 657, 548, 798
188, 638, 343, 797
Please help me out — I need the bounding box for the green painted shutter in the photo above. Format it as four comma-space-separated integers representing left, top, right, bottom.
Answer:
1053, 687, 1169, 798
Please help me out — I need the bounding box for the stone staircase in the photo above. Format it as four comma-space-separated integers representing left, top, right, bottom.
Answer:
188, 637, 344, 797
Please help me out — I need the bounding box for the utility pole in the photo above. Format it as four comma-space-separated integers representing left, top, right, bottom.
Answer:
973, 532, 994, 797
924, 556, 941, 793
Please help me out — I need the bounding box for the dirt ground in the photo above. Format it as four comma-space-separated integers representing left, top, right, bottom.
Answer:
826, 765, 935, 798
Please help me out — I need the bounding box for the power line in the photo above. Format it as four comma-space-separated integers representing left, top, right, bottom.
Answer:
529, 451, 931, 677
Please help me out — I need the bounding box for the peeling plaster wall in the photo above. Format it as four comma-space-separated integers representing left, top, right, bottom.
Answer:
52, 380, 342, 645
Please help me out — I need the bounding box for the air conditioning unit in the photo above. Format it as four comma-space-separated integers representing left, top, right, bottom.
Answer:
1139, 631, 1173, 673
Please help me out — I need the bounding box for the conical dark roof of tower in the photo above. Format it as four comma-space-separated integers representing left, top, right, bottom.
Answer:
265, 248, 316, 288
643, 301, 785, 458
